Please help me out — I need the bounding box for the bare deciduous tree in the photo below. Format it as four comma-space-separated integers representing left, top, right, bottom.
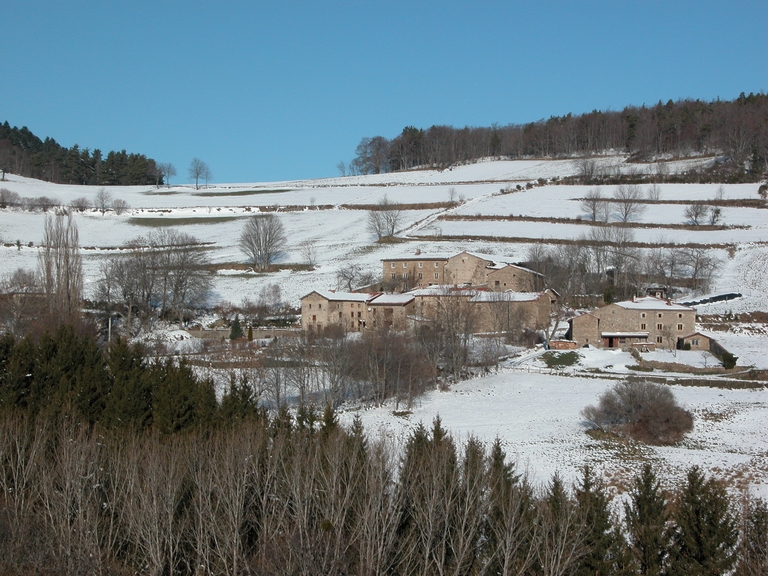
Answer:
239, 213, 287, 271
580, 187, 603, 221
612, 184, 646, 222
158, 162, 177, 187
95, 188, 112, 215
366, 195, 402, 240
684, 203, 709, 225
300, 240, 317, 266
188, 157, 210, 190
647, 183, 662, 201
38, 213, 83, 324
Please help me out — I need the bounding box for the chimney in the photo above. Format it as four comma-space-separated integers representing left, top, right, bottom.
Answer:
415, 248, 421, 255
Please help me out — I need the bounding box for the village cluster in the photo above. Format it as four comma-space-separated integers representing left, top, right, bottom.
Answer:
300, 250, 724, 357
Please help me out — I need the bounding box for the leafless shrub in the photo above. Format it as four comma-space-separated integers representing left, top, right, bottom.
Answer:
582, 379, 693, 445
112, 198, 130, 215
0, 188, 20, 207
34, 196, 58, 212
70, 196, 91, 212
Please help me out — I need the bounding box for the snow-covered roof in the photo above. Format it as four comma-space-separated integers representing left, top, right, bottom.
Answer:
469, 291, 545, 303
601, 332, 649, 338
303, 290, 371, 302
408, 285, 482, 297
614, 296, 695, 312
381, 254, 449, 261
369, 294, 415, 306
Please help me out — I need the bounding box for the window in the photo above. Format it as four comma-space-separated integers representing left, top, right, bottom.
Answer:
692, 338, 699, 346
677, 324, 683, 331
678, 313, 683, 318
641, 313, 646, 318
434, 262, 439, 267
641, 323, 646, 330
656, 336, 663, 343
418, 262, 423, 268
350, 312, 354, 318
308, 303, 312, 309
318, 303, 322, 309
312, 315, 316, 321
657, 323, 663, 330
435, 272, 439, 279
338, 312, 342, 319
403, 262, 407, 268
418, 273, 422, 279
391, 273, 395, 279
658, 313, 662, 318
391, 262, 395, 268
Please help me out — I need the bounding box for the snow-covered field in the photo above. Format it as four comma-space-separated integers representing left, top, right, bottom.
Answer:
1, 155, 767, 495
338, 367, 768, 498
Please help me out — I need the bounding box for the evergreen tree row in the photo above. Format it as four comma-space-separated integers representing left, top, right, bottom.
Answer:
0, 326, 217, 433
0, 121, 162, 185
0, 409, 765, 575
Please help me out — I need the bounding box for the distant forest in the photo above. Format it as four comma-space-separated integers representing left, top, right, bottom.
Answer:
0, 121, 162, 185
346, 92, 768, 182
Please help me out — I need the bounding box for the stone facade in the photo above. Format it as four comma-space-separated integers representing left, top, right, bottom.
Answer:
570, 297, 696, 350
381, 251, 542, 291
301, 291, 415, 332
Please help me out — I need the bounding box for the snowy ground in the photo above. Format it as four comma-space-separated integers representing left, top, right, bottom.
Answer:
339, 360, 768, 498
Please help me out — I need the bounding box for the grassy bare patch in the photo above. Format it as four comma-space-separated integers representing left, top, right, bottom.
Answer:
128, 216, 242, 227
438, 214, 746, 232
194, 188, 293, 197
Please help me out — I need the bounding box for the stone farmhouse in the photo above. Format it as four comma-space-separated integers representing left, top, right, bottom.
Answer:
409, 286, 557, 333
568, 296, 696, 350
301, 290, 414, 332
381, 250, 542, 292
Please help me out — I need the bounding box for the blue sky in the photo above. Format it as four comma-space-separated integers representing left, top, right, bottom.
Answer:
2, 1, 766, 183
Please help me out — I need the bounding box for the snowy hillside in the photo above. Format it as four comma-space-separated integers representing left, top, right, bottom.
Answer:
2, 156, 767, 495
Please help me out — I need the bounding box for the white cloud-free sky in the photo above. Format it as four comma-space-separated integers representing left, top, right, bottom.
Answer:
3, 1, 767, 182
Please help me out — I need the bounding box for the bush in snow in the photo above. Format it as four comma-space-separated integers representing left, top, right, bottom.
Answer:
582, 379, 693, 445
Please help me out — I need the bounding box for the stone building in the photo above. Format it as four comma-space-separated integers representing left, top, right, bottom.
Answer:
381, 250, 542, 291
300, 290, 415, 332
569, 296, 696, 350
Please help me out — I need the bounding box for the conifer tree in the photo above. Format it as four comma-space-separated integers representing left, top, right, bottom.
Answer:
575, 465, 632, 576
668, 466, 738, 576
624, 463, 669, 576
229, 314, 243, 340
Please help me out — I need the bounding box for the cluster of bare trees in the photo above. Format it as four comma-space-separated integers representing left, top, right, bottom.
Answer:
188, 157, 212, 189
98, 228, 212, 332
526, 227, 720, 310
579, 185, 647, 223
0, 187, 129, 214
345, 93, 768, 179
1, 412, 763, 576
